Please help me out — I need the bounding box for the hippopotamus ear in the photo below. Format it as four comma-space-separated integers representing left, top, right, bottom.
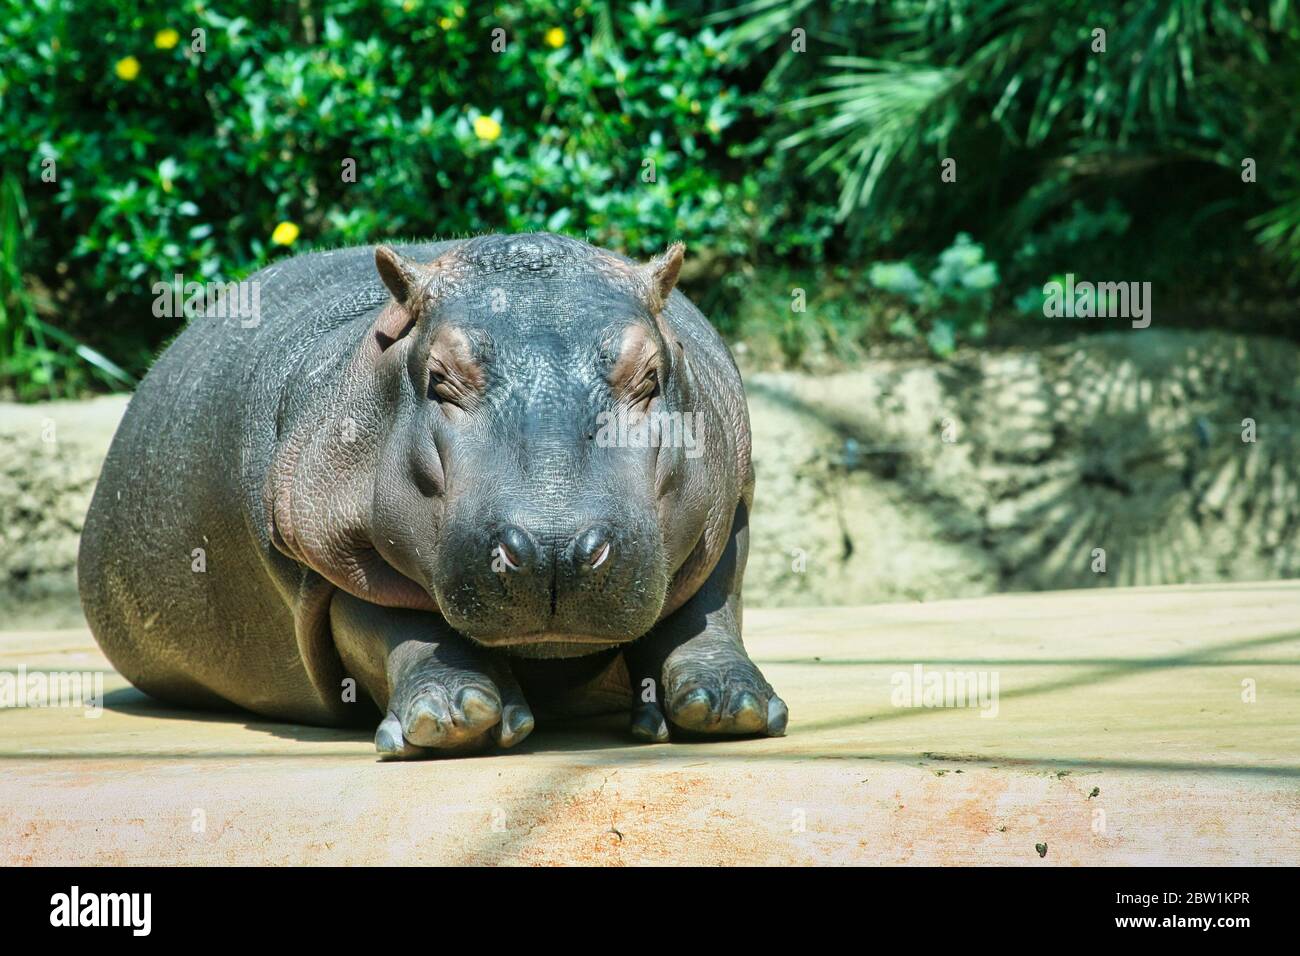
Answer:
637, 242, 692, 389
372, 245, 439, 350
374, 245, 430, 305
644, 241, 685, 313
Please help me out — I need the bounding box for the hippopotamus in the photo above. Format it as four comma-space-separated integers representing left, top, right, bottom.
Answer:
79, 233, 787, 757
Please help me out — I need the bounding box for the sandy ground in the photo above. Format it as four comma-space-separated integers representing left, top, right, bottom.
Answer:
2, 582, 1297, 866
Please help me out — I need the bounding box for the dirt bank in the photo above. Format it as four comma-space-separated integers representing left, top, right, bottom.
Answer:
745, 329, 1300, 605
2, 330, 1297, 625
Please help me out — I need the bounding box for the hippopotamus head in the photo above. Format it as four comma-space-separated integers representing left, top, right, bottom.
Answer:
271, 234, 714, 658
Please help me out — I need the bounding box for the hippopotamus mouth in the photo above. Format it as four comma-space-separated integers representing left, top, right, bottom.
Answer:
491, 633, 624, 660
505, 631, 621, 647
454, 608, 656, 659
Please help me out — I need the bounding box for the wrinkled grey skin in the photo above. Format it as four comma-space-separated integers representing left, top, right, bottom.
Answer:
79, 233, 787, 757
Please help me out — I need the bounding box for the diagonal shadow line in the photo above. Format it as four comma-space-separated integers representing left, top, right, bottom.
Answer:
448, 625, 1300, 857
792, 629, 1300, 735
448, 712, 699, 863
451, 765, 610, 865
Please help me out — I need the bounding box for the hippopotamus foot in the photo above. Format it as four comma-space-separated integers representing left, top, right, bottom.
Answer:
655, 634, 788, 738
376, 644, 535, 759
626, 523, 789, 743
330, 591, 535, 759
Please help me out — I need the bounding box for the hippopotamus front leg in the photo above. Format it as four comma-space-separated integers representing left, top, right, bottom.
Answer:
329, 591, 535, 758
625, 502, 789, 741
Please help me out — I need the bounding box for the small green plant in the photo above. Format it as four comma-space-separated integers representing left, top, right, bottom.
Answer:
715, 235, 999, 368
868, 234, 999, 357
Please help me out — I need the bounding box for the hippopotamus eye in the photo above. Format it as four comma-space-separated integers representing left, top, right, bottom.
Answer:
428, 370, 461, 405
424, 326, 485, 409
609, 323, 661, 407
625, 368, 659, 408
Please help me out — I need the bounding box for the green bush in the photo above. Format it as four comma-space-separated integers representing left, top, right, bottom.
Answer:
1, 0, 818, 391
718, 0, 1300, 296
2, 0, 1298, 396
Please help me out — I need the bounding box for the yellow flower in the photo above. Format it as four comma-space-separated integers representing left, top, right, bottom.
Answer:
114, 56, 141, 81
438, 16, 455, 29
473, 115, 501, 142
154, 29, 180, 50
545, 27, 566, 48
271, 221, 300, 246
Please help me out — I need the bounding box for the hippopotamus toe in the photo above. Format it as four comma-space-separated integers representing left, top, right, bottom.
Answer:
493, 702, 536, 748
629, 702, 671, 743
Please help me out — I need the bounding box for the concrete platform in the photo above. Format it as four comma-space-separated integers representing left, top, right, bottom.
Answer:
2, 582, 1298, 865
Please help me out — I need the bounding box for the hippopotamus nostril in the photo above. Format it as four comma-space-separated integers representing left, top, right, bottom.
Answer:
494, 525, 536, 574
573, 525, 613, 574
